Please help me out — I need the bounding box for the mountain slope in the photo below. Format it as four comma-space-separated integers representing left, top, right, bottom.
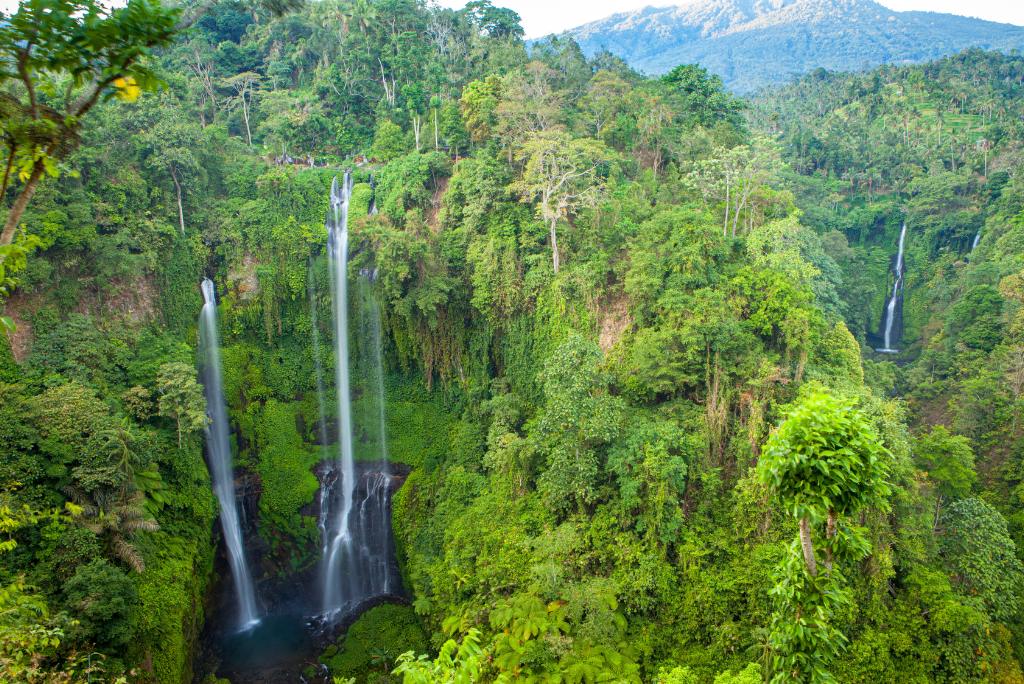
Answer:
563, 0, 1024, 92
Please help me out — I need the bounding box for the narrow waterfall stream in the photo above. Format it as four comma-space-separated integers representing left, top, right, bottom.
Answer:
199, 278, 261, 631
318, 175, 399, 620
877, 223, 908, 353
321, 173, 357, 616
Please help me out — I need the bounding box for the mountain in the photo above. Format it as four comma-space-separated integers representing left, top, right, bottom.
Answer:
562, 0, 1024, 92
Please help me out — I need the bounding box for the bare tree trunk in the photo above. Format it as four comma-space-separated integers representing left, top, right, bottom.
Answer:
799, 517, 818, 576
434, 107, 439, 150
242, 92, 253, 147
170, 166, 185, 235
1, 162, 45, 246
413, 114, 421, 152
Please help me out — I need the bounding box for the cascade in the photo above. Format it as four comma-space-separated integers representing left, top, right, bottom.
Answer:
972, 231, 981, 250
321, 173, 356, 615
317, 174, 398, 619
198, 278, 260, 631
877, 223, 908, 353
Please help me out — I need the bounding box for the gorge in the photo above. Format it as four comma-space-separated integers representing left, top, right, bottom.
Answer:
3, 2, 1024, 683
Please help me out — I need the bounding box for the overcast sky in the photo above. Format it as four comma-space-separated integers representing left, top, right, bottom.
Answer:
435, 0, 1024, 38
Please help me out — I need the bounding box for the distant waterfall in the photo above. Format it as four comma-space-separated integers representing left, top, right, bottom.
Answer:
199, 278, 260, 631
972, 231, 981, 251
368, 174, 378, 216
877, 223, 908, 353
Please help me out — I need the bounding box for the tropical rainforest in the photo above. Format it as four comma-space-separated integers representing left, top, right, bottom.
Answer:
2, 0, 1024, 683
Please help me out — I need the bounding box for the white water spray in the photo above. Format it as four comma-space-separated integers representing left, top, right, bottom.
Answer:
199, 278, 260, 631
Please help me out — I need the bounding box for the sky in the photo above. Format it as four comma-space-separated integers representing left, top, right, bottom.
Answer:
1, 0, 1021, 35
435, 0, 1024, 38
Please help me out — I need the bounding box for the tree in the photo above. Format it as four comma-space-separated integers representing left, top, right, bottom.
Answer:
495, 61, 564, 153
0, 0, 179, 249
155, 361, 207, 448
513, 131, 610, 273
370, 119, 410, 163
940, 498, 1024, 622
0, 493, 79, 682
459, 75, 502, 144
579, 70, 631, 140
463, 0, 524, 40
914, 425, 975, 527
224, 71, 261, 147
140, 108, 205, 234
534, 336, 624, 515
660, 63, 743, 129
63, 558, 137, 649
63, 487, 158, 572
758, 391, 890, 683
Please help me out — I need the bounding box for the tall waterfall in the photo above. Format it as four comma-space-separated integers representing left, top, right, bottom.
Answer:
199, 278, 260, 631
972, 231, 981, 251
316, 174, 398, 619
321, 174, 356, 615
877, 223, 908, 353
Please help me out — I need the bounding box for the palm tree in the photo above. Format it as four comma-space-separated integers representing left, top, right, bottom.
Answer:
64, 487, 158, 573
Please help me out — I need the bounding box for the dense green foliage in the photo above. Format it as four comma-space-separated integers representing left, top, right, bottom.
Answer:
321, 604, 429, 682
2, 1, 1024, 682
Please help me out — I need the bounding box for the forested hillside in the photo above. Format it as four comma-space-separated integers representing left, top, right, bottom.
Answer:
1, 1, 1024, 683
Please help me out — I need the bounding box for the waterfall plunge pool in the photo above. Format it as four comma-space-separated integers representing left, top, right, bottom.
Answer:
195, 461, 409, 683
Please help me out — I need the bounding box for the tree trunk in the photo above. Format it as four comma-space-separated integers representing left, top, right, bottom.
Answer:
799, 517, 818, 576
171, 167, 185, 235
242, 93, 252, 147
550, 217, 560, 274
823, 510, 837, 571
434, 107, 439, 150
1, 162, 46, 247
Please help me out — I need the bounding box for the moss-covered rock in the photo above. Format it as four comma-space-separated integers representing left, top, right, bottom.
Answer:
320, 603, 428, 682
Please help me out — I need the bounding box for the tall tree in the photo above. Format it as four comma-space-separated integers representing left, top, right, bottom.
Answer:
513, 131, 609, 273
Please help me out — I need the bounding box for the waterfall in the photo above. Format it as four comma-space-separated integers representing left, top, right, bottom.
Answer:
316, 175, 398, 620
368, 174, 378, 216
199, 278, 260, 631
972, 231, 981, 251
877, 223, 908, 353
321, 173, 356, 616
